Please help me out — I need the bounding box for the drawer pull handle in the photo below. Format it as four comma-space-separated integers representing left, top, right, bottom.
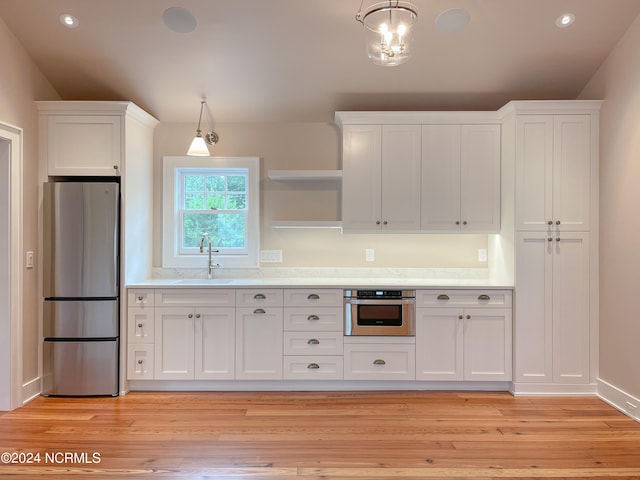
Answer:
307, 363, 320, 369
307, 294, 320, 300
137, 295, 144, 301
137, 323, 143, 328
437, 294, 450, 301
137, 359, 143, 365
373, 359, 386, 366
253, 308, 266, 314
478, 294, 490, 301
307, 315, 320, 321
307, 339, 320, 345
253, 293, 266, 300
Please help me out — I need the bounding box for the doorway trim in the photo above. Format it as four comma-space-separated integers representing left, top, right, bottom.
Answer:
0, 121, 23, 411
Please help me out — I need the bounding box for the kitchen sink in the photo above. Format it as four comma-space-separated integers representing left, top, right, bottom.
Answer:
169, 279, 233, 286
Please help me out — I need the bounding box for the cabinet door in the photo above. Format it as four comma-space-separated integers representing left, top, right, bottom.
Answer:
380, 125, 422, 231
463, 308, 512, 381
515, 115, 553, 231
553, 116, 591, 231
154, 307, 195, 380
194, 307, 235, 380
415, 308, 463, 380
514, 232, 553, 383
421, 125, 461, 231
460, 125, 501, 232
46, 115, 122, 176
235, 307, 283, 379
552, 232, 590, 384
341, 125, 382, 232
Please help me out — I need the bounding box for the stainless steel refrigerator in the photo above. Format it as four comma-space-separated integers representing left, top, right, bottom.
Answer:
42, 181, 120, 396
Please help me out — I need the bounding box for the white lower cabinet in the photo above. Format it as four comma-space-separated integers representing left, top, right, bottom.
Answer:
154, 306, 235, 380
284, 356, 344, 380
127, 344, 154, 380
344, 342, 416, 380
235, 306, 284, 380
514, 231, 590, 384
415, 290, 512, 381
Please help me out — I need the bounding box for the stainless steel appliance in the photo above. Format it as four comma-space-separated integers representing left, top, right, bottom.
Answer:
344, 289, 416, 336
42, 181, 120, 396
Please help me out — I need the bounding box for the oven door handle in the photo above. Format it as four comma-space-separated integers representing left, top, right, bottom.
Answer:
344, 299, 415, 306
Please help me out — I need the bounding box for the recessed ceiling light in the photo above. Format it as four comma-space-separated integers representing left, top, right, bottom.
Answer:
556, 13, 575, 28
435, 8, 470, 34
59, 13, 79, 28
162, 7, 197, 34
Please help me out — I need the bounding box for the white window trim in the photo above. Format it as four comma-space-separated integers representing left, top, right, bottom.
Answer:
162, 156, 260, 268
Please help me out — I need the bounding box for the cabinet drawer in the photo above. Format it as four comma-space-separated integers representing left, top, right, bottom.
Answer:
344, 344, 415, 380
284, 356, 344, 380
283, 307, 343, 331
283, 331, 344, 356
127, 307, 155, 343
155, 289, 235, 307
416, 290, 512, 307
284, 289, 343, 307
236, 289, 283, 307
128, 289, 155, 308
127, 344, 154, 380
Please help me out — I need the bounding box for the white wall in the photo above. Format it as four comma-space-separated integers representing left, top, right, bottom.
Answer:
0, 17, 60, 398
153, 121, 489, 271
580, 14, 640, 399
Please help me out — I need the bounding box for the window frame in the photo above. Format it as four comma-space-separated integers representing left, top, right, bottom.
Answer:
162, 156, 260, 268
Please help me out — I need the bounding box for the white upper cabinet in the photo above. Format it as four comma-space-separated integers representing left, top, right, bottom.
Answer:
515, 115, 591, 231
421, 124, 500, 232
341, 124, 421, 232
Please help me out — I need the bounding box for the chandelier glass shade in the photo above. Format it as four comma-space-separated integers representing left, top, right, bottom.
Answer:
356, 1, 418, 66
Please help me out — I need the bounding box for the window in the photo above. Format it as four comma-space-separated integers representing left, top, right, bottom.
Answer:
163, 156, 260, 268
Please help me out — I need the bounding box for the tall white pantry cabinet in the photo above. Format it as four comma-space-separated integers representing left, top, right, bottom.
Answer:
510, 101, 601, 394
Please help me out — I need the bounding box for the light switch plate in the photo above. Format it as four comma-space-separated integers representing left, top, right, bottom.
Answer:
478, 249, 487, 262
365, 248, 375, 262
26, 251, 34, 269
260, 250, 283, 263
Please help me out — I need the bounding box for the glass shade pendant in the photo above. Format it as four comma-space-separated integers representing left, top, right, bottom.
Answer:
356, 1, 418, 67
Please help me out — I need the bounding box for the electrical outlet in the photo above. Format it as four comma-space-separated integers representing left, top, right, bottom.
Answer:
260, 250, 283, 263
365, 248, 375, 262
26, 251, 34, 269
478, 249, 487, 262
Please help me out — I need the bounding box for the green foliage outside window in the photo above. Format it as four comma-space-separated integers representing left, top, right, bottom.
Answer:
180, 170, 248, 250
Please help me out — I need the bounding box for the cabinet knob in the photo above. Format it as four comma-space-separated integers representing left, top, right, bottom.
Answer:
373, 359, 386, 366
466, 314, 471, 320
548, 237, 553, 242
455, 221, 460, 225
458, 315, 464, 320
307, 315, 320, 321
376, 220, 381, 225
548, 220, 553, 226
195, 313, 201, 319
253, 293, 266, 300
113, 165, 118, 170
307, 294, 320, 300
137, 323, 143, 328
307, 339, 320, 345
556, 220, 561, 225
478, 294, 490, 301
383, 220, 388, 225
137, 295, 144, 301
556, 237, 561, 242
307, 363, 320, 369
462, 221, 467, 225
187, 313, 193, 318
137, 359, 143, 365
437, 294, 450, 301
253, 308, 266, 314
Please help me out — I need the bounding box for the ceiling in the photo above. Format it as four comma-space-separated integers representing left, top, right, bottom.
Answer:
1, 0, 640, 124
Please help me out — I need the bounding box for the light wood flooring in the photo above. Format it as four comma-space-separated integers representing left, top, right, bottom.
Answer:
1, 391, 640, 479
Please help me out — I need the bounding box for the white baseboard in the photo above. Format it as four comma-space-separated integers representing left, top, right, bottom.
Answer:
510, 382, 597, 396
22, 376, 40, 405
597, 378, 640, 422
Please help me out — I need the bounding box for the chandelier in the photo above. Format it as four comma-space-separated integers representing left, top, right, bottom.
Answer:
356, 1, 418, 67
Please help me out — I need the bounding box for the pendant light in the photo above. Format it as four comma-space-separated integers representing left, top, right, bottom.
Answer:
187, 98, 219, 156
356, 1, 418, 67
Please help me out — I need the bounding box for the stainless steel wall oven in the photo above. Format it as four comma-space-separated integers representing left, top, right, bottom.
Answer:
344, 289, 416, 336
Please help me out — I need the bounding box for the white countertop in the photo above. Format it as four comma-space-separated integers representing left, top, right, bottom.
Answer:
126, 267, 513, 289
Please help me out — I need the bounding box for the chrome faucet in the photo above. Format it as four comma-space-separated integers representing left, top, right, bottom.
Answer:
199, 233, 220, 279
